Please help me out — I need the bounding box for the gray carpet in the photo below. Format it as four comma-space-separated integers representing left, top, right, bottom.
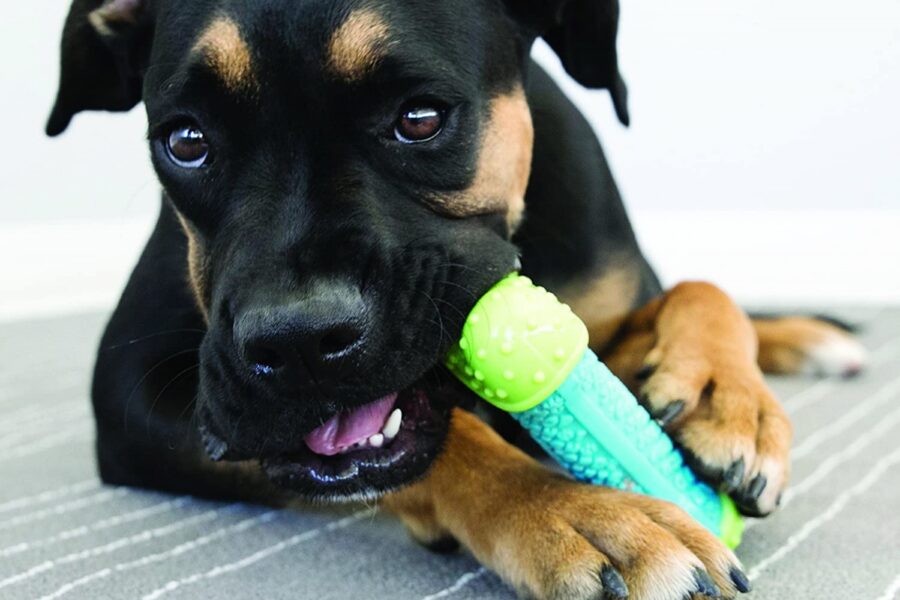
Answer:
1, 308, 899, 600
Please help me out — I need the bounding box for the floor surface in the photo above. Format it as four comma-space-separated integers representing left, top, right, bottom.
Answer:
1, 308, 898, 600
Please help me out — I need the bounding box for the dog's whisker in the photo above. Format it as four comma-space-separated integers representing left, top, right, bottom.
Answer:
434, 278, 479, 301
103, 329, 207, 351
435, 261, 495, 278
414, 290, 448, 349
144, 363, 200, 437
428, 296, 468, 322
123, 347, 202, 434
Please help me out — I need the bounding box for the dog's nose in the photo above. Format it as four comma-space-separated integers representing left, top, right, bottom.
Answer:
234, 289, 366, 383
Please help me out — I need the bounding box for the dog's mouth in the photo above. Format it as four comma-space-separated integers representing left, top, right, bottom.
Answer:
203, 385, 450, 500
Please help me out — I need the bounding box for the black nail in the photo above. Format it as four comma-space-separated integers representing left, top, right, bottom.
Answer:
730, 567, 752, 593
600, 565, 629, 599
722, 458, 745, 492
694, 568, 721, 597
748, 475, 768, 500
653, 400, 685, 426
636, 364, 656, 381
776, 493, 783, 507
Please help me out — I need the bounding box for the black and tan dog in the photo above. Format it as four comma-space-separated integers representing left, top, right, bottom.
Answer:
47, 0, 866, 598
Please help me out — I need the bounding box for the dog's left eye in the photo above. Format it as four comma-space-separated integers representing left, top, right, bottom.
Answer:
394, 106, 444, 143
166, 125, 210, 168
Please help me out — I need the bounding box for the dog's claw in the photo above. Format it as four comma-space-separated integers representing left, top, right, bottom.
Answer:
600, 564, 629, 599
635, 364, 656, 381
747, 474, 767, 500
653, 400, 685, 426
722, 458, 745, 492
693, 568, 721, 597
729, 567, 752, 593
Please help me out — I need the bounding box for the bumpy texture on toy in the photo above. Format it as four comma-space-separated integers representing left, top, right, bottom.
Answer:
445, 274, 743, 548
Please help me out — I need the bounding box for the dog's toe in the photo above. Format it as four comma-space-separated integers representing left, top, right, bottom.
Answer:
495, 484, 749, 600
639, 344, 792, 517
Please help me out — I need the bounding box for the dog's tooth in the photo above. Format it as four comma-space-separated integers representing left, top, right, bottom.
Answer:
382, 409, 402, 440
368, 433, 384, 448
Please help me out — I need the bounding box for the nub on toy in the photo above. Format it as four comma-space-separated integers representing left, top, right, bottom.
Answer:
445, 274, 744, 549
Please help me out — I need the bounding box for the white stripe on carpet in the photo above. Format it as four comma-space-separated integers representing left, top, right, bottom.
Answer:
745, 400, 900, 531
0, 496, 192, 558
37, 510, 280, 600
0, 506, 232, 591
420, 568, 488, 600
748, 443, 900, 581
0, 426, 93, 463
0, 489, 128, 532
0, 480, 97, 515
0, 409, 91, 451
792, 374, 900, 460
140, 509, 376, 600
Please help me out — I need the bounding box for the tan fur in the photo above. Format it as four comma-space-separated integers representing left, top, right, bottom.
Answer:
88, 1, 140, 37
754, 316, 861, 375
559, 263, 642, 350
193, 17, 257, 93
175, 213, 211, 321
385, 409, 741, 600
326, 9, 391, 82
430, 88, 534, 232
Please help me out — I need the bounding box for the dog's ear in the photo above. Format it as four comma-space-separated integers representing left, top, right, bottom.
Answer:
511, 0, 629, 126
46, 0, 153, 136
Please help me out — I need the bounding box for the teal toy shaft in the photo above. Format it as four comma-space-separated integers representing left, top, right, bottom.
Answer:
513, 350, 742, 546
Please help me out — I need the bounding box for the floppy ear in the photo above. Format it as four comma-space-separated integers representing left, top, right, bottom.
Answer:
513, 0, 629, 126
46, 0, 152, 136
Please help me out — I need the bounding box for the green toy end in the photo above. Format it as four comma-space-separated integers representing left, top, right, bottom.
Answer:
445, 274, 589, 412
718, 494, 744, 549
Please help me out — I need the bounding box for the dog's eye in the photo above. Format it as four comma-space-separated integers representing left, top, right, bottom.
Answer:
166, 125, 210, 168
394, 106, 444, 143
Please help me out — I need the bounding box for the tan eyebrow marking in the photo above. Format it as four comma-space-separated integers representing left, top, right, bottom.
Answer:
193, 17, 258, 93
326, 9, 392, 82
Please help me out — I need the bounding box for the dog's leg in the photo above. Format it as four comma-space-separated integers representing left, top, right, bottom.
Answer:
575, 281, 792, 516
387, 409, 748, 600
753, 316, 867, 377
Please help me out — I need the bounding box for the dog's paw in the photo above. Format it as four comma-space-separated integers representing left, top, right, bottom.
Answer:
488, 482, 749, 600
637, 344, 791, 517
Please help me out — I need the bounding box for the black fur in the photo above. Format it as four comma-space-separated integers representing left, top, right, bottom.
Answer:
49, 0, 659, 501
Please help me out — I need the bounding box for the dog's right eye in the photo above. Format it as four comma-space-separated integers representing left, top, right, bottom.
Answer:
166, 125, 210, 169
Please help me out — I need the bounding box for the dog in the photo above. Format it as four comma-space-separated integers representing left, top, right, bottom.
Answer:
47, 0, 867, 598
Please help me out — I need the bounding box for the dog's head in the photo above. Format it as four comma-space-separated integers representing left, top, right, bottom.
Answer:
49, 0, 627, 500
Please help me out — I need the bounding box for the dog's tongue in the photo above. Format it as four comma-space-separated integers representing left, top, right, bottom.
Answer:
304, 394, 398, 456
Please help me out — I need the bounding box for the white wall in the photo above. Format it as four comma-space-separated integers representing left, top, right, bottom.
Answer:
535, 0, 900, 212
1, 0, 898, 321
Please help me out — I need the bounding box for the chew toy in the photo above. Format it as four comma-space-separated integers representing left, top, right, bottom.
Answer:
445, 274, 743, 548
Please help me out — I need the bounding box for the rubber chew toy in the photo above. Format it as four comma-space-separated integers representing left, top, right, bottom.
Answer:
445, 274, 744, 548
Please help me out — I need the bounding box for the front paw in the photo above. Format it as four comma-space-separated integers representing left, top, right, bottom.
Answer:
638, 344, 791, 516
488, 481, 750, 600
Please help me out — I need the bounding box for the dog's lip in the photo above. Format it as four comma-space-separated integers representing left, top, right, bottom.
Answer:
260, 387, 449, 497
